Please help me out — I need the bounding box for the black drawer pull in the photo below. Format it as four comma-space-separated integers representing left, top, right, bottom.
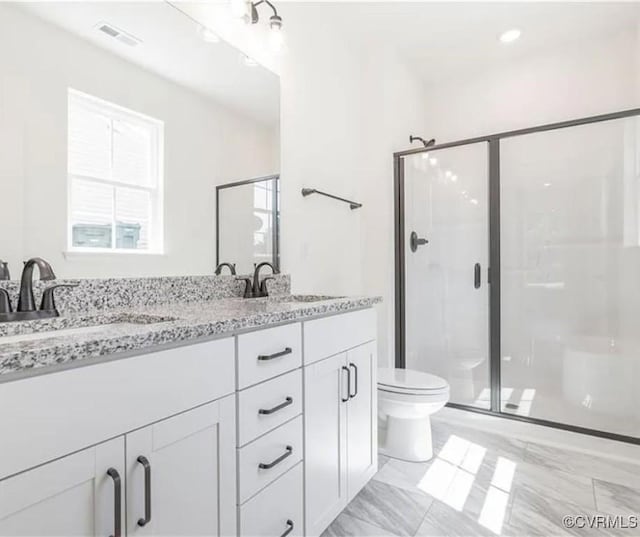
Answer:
349, 363, 358, 398
259, 446, 293, 470
136, 456, 152, 527
341, 366, 351, 402
258, 347, 293, 361
281, 520, 294, 537
106, 468, 121, 537
259, 397, 293, 415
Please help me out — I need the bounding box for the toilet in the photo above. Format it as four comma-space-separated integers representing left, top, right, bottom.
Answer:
378, 368, 450, 462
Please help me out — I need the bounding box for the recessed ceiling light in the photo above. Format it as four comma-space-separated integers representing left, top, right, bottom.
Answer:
429, 157, 438, 166
499, 29, 521, 44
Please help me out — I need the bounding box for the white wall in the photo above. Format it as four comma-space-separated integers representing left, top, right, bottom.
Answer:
0, 3, 278, 279
422, 28, 639, 142
279, 4, 427, 368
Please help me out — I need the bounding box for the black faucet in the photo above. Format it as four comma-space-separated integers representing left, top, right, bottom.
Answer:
236, 262, 278, 298
0, 258, 79, 323
17, 257, 57, 312
215, 262, 237, 275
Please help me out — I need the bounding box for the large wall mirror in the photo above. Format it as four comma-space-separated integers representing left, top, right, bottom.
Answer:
0, 2, 279, 280
216, 174, 280, 275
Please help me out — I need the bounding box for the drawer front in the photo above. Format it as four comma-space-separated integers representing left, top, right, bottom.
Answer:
237, 323, 302, 389
0, 338, 235, 480
303, 308, 376, 365
238, 416, 303, 504
238, 369, 302, 447
239, 463, 303, 537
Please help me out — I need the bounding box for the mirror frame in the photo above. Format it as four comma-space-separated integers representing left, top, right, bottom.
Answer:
215, 174, 280, 273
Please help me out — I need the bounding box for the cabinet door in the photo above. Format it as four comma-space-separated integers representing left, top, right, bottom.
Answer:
0, 437, 124, 537
346, 341, 378, 500
303, 353, 349, 537
126, 396, 236, 537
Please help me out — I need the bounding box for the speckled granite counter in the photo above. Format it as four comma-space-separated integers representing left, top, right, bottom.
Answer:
0, 294, 381, 380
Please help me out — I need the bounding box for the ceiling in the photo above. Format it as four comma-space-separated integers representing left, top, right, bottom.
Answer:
16, 1, 280, 125
283, 1, 640, 87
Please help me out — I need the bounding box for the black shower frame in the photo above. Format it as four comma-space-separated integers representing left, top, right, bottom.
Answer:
393, 107, 640, 445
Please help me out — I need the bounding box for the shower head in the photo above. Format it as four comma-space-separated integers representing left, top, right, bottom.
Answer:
409, 135, 436, 148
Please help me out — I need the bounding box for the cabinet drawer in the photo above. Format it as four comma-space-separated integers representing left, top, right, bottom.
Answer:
239, 463, 303, 537
238, 370, 302, 447
303, 308, 376, 365
237, 323, 302, 389
238, 416, 303, 504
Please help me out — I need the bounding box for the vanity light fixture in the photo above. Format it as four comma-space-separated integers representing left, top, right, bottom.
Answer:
499, 28, 521, 44
248, 0, 284, 47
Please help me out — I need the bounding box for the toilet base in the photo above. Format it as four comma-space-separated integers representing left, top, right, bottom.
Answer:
378, 415, 433, 462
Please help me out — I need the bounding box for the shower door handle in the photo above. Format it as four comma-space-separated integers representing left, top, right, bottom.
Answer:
410, 231, 428, 252
474, 263, 481, 289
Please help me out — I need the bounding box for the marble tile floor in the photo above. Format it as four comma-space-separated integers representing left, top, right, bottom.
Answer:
322, 417, 640, 537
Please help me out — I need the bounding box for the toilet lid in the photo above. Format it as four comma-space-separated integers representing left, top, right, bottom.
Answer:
378, 368, 448, 393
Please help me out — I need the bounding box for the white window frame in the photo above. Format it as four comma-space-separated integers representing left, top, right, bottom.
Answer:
67, 88, 164, 255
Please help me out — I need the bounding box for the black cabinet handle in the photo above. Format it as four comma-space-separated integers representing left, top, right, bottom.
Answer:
348, 363, 358, 399
410, 231, 429, 252
136, 456, 152, 527
258, 347, 292, 361
106, 468, 121, 537
259, 397, 293, 415
259, 446, 293, 470
474, 263, 481, 289
281, 520, 294, 537
341, 366, 351, 402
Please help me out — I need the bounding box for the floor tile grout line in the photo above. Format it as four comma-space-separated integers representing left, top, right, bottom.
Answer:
342, 511, 405, 537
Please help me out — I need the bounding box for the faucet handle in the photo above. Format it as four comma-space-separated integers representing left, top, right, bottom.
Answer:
235, 277, 253, 299
0, 289, 12, 314
40, 283, 79, 312
259, 276, 276, 297
0, 261, 9, 281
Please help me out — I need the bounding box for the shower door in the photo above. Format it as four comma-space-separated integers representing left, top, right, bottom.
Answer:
401, 142, 491, 408
500, 115, 640, 437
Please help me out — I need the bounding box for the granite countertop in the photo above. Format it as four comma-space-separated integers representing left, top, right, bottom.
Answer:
0, 294, 381, 380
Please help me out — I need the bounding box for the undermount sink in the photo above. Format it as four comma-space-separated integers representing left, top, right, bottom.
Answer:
0, 314, 176, 345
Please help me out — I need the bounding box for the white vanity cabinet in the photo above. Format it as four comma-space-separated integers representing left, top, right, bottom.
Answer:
0, 339, 237, 537
0, 306, 378, 537
303, 310, 378, 537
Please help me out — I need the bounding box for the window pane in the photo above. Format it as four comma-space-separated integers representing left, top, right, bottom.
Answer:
68, 102, 111, 179
115, 187, 151, 250
70, 178, 113, 248
112, 119, 153, 187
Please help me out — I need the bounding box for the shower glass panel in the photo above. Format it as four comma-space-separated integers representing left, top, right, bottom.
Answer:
501, 116, 640, 437
404, 143, 491, 408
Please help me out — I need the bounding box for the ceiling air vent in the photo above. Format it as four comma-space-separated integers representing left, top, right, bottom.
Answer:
96, 22, 142, 47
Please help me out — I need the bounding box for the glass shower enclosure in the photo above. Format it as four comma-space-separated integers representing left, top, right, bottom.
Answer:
394, 108, 640, 442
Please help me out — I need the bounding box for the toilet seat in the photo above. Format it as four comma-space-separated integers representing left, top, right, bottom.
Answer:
378, 368, 448, 396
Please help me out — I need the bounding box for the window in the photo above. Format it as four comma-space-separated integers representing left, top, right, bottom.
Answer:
67, 89, 164, 253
